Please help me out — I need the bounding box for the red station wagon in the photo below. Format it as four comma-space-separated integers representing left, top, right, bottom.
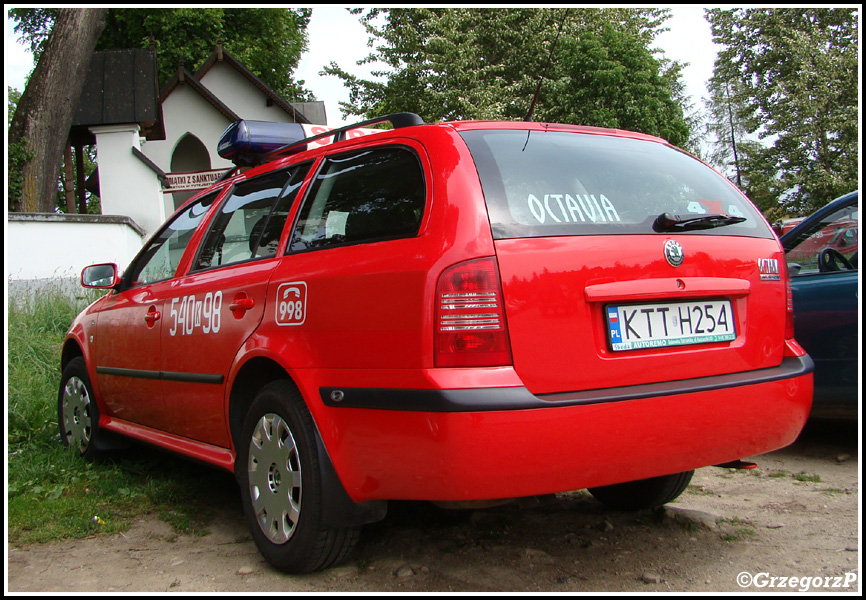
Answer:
60, 114, 813, 573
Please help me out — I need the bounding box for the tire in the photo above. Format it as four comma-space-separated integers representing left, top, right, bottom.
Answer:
588, 470, 694, 511
58, 357, 103, 460
237, 380, 360, 573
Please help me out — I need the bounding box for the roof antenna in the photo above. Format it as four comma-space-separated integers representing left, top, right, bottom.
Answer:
524, 8, 571, 122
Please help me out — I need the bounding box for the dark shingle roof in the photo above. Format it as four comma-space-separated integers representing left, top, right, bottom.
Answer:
70, 49, 165, 145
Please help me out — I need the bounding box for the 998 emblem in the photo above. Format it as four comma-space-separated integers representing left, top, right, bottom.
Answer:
276, 282, 307, 326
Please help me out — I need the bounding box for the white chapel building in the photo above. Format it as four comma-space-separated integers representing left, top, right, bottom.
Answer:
8, 45, 325, 290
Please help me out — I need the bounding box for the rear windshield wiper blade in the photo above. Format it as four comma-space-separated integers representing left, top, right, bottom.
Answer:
653, 212, 747, 233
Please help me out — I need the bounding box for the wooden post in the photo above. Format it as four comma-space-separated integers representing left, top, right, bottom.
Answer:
64, 141, 76, 213
75, 143, 87, 214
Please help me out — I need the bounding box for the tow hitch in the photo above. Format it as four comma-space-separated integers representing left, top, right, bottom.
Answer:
715, 460, 758, 469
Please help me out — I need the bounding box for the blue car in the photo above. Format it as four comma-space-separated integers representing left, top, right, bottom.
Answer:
781, 191, 859, 419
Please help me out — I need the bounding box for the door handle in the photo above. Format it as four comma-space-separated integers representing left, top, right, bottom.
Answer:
229, 295, 255, 318
144, 307, 161, 327
229, 297, 255, 311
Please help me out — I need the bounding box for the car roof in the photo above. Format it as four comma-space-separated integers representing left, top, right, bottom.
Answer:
444, 120, 670, 144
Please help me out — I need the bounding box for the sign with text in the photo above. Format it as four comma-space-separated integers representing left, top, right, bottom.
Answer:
164, 169, 230, 193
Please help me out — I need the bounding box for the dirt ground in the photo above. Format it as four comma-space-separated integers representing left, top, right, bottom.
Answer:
7, 420, 860, 594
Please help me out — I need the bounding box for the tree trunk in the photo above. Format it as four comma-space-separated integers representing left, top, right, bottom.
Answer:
8, 8, 107, 213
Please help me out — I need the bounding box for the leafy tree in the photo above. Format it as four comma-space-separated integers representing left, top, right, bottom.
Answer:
7, 87, 31, 210
8, 8, 57, 60
324, 8, 693, 148
549, 22, 690, 146
8, 86, 22, 126
701, 75, 780, 219
8, 8, 107, 213
8, 8, 314, 213
10, 8, 314, 101
706, 8, 859, 213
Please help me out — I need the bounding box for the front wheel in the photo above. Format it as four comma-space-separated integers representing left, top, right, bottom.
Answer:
58, 357, 103, 460
237, 380, 360, 573
588, 470, 694, 511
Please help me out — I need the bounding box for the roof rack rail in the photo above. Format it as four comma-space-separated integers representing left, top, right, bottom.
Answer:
260, 112, 425, 164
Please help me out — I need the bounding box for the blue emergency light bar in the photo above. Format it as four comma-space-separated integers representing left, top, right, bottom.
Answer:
217, 120, 308, 167
217, 113, 425, 168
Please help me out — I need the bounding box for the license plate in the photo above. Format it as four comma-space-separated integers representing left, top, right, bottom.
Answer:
606, 300, 736, 351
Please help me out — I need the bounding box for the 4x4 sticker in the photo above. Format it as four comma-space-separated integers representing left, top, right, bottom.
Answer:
526, 193, 621, 225
758, 258, 781, 280
276, 282, 307, 326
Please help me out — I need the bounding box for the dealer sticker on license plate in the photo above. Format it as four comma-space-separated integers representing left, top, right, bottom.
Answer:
606, 300, 736, 351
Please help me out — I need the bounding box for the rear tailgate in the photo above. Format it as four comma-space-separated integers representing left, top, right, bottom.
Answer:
495, 234, 786, 394
458, 125, 785, 395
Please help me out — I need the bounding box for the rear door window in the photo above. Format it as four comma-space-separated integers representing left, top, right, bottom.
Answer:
460, 129, 771, 239
289, 147, 425, 252
194, 163, 311, 271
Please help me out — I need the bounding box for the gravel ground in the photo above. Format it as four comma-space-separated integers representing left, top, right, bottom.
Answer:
7, 419, 860, 593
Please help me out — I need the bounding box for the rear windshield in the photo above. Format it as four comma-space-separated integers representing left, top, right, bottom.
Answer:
460, 129, 771, 239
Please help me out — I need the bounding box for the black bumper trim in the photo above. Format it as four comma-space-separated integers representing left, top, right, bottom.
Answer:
320, 354, 813, 412
97, 366, 224, 385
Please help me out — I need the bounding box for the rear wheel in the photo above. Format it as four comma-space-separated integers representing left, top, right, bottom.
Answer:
588, 470, 694, 511
237, 380, 360, 573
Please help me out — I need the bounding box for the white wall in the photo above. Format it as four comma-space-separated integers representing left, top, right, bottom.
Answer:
7, 60, 308, 295
90, 124, 166, 237
142, 85, 235, 175
139, 63, 309, 220
141, 85, 235, 219
199, 62, 298, 123
7, 215, 145, 294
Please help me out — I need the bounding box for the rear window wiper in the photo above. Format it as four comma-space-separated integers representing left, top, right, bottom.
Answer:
653, 212, 747, 233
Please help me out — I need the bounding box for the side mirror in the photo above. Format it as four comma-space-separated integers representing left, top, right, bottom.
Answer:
81, 263, 119, 289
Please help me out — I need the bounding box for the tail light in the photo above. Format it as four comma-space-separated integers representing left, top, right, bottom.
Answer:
435, 257, 513, 368
780, 255, 808, 357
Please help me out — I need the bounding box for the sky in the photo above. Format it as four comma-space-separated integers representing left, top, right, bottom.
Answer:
6, 7, 719, 128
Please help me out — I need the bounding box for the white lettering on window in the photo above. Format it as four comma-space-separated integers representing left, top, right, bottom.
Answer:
526, 193, 621, 225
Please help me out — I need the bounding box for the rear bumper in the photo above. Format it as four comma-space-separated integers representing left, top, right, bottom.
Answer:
310, 356, 814, 502
320, 355, 813, 412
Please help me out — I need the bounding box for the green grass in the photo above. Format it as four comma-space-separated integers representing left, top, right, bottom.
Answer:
7, 285, 237, 545
8, 287, 87, 449
792, 471, 822, 483
720, 528, 757, 542
686, 484, 715, 496
718, 517, 757, 542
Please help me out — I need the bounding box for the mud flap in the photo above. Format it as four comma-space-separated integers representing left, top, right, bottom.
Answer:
314, 429, 388, 528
